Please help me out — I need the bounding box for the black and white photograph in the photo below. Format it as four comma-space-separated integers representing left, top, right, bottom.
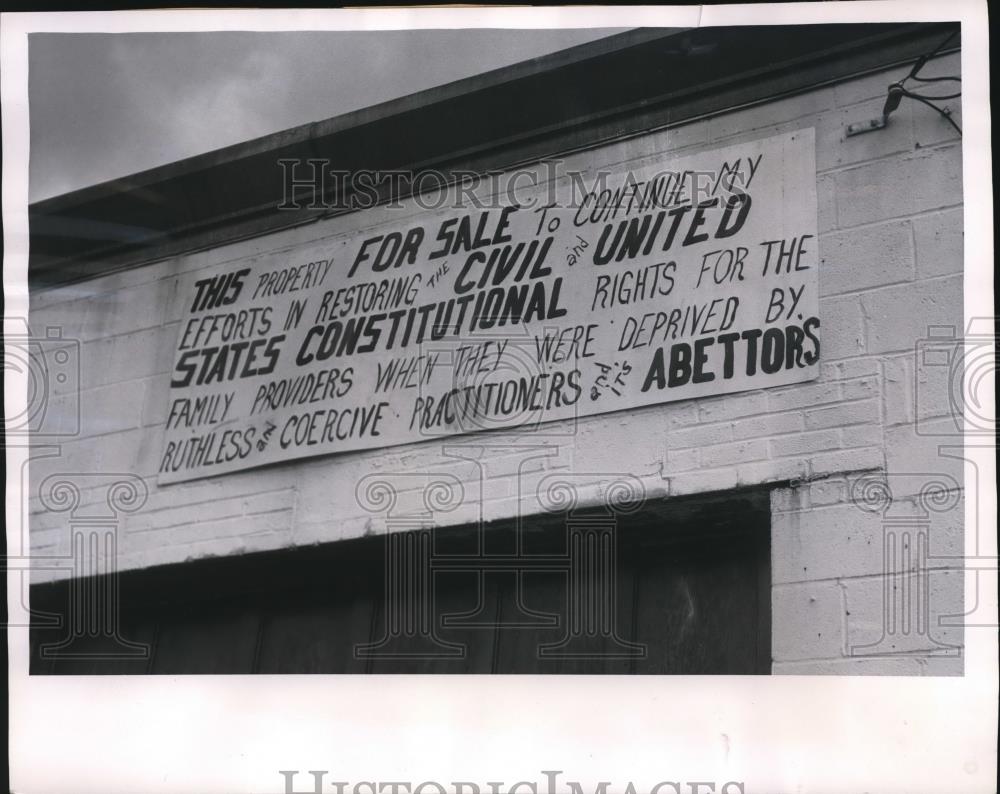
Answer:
3, 4, 996, 793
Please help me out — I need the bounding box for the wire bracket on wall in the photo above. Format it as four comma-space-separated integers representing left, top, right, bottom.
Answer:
845, 117, 888, 137
845, 29, 961, 138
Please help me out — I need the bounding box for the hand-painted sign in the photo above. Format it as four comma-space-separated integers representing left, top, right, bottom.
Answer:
159, 129, 818, 483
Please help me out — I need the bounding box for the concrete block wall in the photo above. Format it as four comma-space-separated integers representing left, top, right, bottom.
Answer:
770, 477, 964, 675
27, 53, 964, 673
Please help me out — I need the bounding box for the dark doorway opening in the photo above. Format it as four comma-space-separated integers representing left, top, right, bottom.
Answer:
30, 487, 771, 674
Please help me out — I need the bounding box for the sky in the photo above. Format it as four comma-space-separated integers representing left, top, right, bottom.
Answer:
28, 29, 626, 202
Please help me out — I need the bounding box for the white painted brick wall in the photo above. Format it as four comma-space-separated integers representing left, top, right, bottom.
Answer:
28, 53, 965, 673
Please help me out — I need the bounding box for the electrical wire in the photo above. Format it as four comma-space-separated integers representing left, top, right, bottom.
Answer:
906, 30, 958, 79
906, 94, 963, 135
910, 75, 961, 84
882, 29, 962, 136
901, 88, 961, 101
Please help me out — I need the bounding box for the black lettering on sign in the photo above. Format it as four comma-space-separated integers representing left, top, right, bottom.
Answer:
190, 268, 250, 313
349, 227, 425, 278
534, 324, 598, 364
429, 206, 518, 261
641, 317, 821, 392
760, 235, 813, 276
283, 299, 307, 332
160, 132, 819, 484
170, 335, 285, 388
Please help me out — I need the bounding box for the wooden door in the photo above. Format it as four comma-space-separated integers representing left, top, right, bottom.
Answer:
30, 489, 771, 674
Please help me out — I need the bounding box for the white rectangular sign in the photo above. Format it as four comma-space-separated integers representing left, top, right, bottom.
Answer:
158, 129, 819, 483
